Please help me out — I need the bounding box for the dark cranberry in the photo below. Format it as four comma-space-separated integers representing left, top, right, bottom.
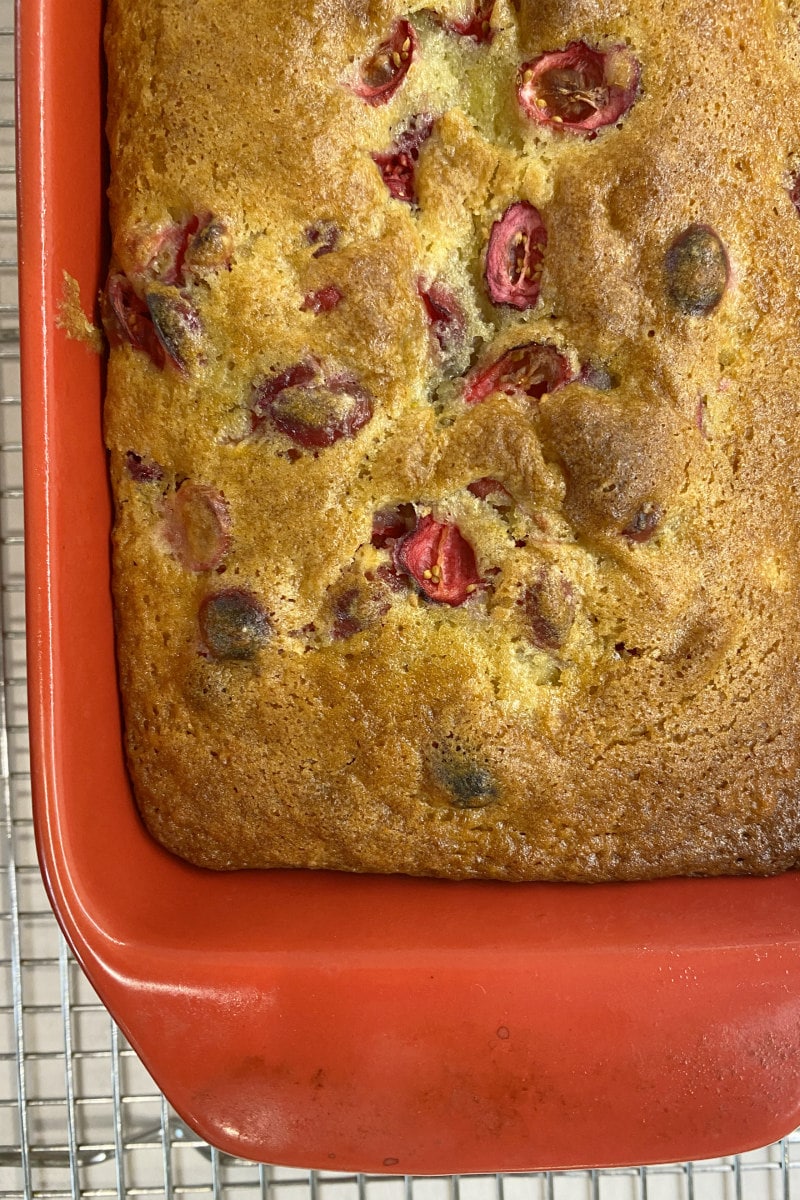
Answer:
103, 272, 165, 368
664, 225, 729, 316
485, 202, 547, 309
163, 482, 231, 572
622, 503, 663, 543
130, 213, 230, 288
579, 361, 617, 391
518, 42, 640, 135
789, 172, 800, 215
441, 1, 495, 43
432, 748, 497, 808
144, 288, 203, 373
463, 342, 571, 406
253, 361, 374, 449
199, 589, 270, 660
418, 280, 466, 356
351, 20, 417, 106
300, 285, 343, 314
372, 114, 434, 204
394, 514, 481, 606
125, 451, 164, 483
183, 216, 234, 276
332, 588, 363, 640
371, 503, 417, 547
524, 570, 575, 650
305, 221, 340, 258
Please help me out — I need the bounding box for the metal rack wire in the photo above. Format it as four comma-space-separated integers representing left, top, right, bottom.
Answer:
3, 5, 800, 1197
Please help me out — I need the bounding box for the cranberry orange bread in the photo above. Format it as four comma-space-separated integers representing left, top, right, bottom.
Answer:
103, 0, 800, 879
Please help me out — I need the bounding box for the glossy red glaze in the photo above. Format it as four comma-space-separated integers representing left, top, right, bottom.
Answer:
19, 0, 800, 1174
518, 42, 640, 135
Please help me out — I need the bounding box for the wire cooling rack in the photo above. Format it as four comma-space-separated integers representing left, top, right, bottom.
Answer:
4, 6, 800, 1198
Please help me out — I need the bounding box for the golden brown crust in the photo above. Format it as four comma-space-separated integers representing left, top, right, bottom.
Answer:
105, 0, 800, 878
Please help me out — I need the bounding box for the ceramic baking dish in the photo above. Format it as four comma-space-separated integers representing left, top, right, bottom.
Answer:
17, 0, 800, 1173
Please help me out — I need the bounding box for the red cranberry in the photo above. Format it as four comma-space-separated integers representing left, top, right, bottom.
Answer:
351, 20, 417, 106
103, 272, 165, 368
418, 280, 466, 356
253, 361, 373, 449
441, 2, 495, 43
125, 452, 164, 483
463, 342, 571, 406
485, 202, 547, 309
467, 477, 512, 502
129, 213, 231, 288
622, 503, 663, 543
305, 221, 340, 258
163, 482, 231, 572
372, 114, 434, 204
371, 503, 417, 547
300, 285, 343, 314
394, 514, 481, 605
518, 42, 640, 135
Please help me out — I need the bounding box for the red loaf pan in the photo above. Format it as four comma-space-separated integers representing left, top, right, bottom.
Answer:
17, 0, 800, 1174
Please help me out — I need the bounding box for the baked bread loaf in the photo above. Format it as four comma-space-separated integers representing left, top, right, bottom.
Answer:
103, 0, 800, 879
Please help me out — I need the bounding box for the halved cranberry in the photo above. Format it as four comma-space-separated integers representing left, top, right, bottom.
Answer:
253, 361, 373, 449
163, 482, 231, 572
524, 570, 575, 650
300, 285, 343, 314
371, 503, 417, 547
467, 477, 512, 502
485, 202, 547, 309
463, 342, 571, 406
145, 287, 203, 373
372, 113, 434, 204
664, 225, 729, 316
395, 514, 481, 605
622, 503, 662, 543
418, 280, 466, 356
125, 451, 164, 483
442, 2, 495, 43
305, 221, 340, 258
352, 20, 417, 106
103, 272, 165, 367
518, 42, 640, 135
199, 589, 271, 660
128, 213, 230, 288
